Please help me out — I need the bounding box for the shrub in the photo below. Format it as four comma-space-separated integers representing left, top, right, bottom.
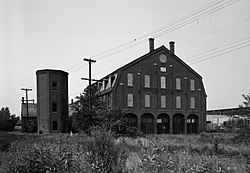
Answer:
233, 126, 250, 144
81, 126, 126, 173
110, 120, 145, 138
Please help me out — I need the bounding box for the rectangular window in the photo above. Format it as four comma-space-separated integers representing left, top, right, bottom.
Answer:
176, 96, 181, 108
52, 102, 57, 112
52, 121, 58, 131
145, 94, 150, 107
160, 67, 166, 72
144, 75, 150, 88
190, 79, 195, 91
108, 93, 111, 107
52, 81, 57, 91
104, 79, 108, 89
161, 76, 166, 89
161, 95, 166, 108
127, 94, 133, 107
127, 73, 133, 86
190, 97, 195, 109
176, 78, 181, 90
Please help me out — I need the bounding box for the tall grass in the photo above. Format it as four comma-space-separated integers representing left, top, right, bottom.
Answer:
0, 130, 249, 173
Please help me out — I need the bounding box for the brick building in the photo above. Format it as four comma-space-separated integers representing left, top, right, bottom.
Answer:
36, 69, 69, 133
96, 38, 206, 134
21, 101, 37, 133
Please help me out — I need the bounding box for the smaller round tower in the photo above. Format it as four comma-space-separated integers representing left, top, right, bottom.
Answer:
36, 69, 68, 133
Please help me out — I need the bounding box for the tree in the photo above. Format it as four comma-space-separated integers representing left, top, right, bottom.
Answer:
69, 84, 117, 132
0, 107, 19, 131
241, 91, 250, 107
238, 91, 250, 118
70, 84, 144, 137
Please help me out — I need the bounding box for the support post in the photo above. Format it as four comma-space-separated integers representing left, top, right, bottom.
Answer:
82, 58, 96, 113
21, 88, 32, 134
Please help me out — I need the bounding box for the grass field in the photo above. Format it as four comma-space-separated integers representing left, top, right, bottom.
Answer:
0, 131, 18, 150
0, 129, 249, 172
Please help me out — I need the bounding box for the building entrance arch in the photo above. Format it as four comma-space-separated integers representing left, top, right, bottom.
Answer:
141, 113, 154, 134
124, 113, 138, 128
157, 113, 170, 134
187, 114, 199, 134
173, 113, 185, 134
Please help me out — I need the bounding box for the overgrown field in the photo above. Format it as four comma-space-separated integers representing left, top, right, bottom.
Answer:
0, 129, 249, 173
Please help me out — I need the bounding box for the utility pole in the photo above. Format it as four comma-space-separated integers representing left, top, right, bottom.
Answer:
21, 88, 32, 134
82, 58, 96, 113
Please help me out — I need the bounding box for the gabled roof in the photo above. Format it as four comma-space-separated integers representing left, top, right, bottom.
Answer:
98, 45, 202, 81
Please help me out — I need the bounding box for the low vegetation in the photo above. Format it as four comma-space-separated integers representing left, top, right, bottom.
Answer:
0, 128, 249, 173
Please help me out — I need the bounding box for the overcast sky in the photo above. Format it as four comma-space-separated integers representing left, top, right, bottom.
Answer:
1, 0, 250, 116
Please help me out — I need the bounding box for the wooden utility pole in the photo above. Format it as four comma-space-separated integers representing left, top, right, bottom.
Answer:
21, 88, 32, 134
82, 58, 96, 113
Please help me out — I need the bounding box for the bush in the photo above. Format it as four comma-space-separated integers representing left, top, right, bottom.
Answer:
233, 126, 250, 144
80, 126, 126, 172
110, 120, 145, 138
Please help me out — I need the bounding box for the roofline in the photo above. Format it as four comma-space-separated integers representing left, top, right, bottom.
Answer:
207, 107, 250, 113
97, 45, 203, 82
36, 69, 69, 75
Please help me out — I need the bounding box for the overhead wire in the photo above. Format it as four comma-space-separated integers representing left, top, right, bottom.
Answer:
88, 0, 239, 64
27, 0, 243, 100
67, 0, 243, 98
190, 43, 250, 65
185, 37, 250, 62
66, 0, 238, 74
178, 17, 250, 54
94, 0, 238, 59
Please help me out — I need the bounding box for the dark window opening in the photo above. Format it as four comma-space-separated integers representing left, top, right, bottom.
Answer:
52, 102, 57, 112
52, 121, 58, 131
52, 81, 58, 91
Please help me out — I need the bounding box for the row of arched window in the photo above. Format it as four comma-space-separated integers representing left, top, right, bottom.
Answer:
127, 73, 196, 91
125, 113, 199, 134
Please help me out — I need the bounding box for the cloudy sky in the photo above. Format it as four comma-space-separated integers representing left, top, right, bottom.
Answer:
1, 0, 250, 116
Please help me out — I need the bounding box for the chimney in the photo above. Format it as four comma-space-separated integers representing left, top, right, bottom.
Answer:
169, 41, 175, 54
149, 38, 154, 52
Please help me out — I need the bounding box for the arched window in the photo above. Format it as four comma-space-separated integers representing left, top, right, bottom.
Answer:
176, 78, 181, 90
127, 94, 133, 107
176, 96, 181, 108
161, 76, 166, 89
190, 79, 195, 91
190, 97, 195, 109
144, 75, 150, 88
127, 73, 133, 86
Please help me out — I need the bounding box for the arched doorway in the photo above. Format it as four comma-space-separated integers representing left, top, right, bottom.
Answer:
141, 113, 154, 134
173, 113, 185, 134
124, 113, 138, 128
187, 114, 199, 134
157, 113, 170, 134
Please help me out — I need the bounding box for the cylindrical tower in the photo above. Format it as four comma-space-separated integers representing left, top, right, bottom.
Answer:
36, 69, 69, 133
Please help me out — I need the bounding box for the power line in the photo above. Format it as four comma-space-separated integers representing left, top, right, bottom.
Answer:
189, 42, 250, 65
185, 37, 250, 62
27, 0, 243, 101
178, 17, 250, 54
66, 0, 239, 73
